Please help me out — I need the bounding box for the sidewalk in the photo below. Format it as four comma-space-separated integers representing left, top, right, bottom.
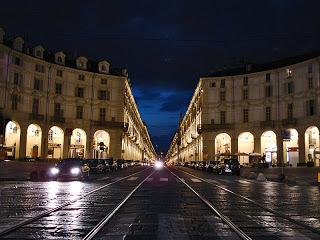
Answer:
240, 166, 320, 186
0, 161, 54, 181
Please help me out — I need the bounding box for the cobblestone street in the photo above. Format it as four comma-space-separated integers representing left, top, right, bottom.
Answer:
1, 166, 319, 239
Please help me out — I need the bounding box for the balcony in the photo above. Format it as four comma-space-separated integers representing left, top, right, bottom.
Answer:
92, 120, 124, 129
260, 120, 275, 128
282, 118, 297, 127
29, 113, 44, 121
198, 123, 234, 132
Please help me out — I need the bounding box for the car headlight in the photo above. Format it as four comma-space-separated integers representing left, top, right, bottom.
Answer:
51, 167, 59, 175
70, 167, 81, 175
154, 161, 163, 169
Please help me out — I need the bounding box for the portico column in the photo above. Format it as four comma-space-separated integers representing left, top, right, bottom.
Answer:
19, 125, 27, 159
86, 134, 93, 159
231, 136, 238, 154
276, 137, 283, 166
298, 132, 306, 164
254, 137, 261, 154
63, 134, 70, 158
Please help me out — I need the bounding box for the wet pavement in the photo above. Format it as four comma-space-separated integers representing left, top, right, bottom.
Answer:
0, 165, 319, 239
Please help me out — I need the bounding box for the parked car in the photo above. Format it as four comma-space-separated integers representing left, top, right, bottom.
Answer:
193, 161, 200, 169
87, 159, 107, 173
189, 161, 195, 168
197, 161, 207, 171
106, 158, 118, 171
217, 158, 240, 175
184, 162, 189, 167
134, 160, 142, 166
205, 160, 218, 172
49, 158, 90, 180
116, 159, 125, 169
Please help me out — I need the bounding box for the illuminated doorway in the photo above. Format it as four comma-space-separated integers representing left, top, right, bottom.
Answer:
70, 128, 86, 158
48, 126, 64, 159
261, 131, 277, 166
93, 130, 110, 159
26, 124, 42, 158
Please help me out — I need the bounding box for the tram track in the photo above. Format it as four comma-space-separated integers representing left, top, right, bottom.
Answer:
170, 167, 320, 239
0, 167, 153, 238
167, 168, 252, 240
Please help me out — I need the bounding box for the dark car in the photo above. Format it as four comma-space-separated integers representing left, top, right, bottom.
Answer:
217, 158, 240, 175
134, 160, 141, 166
205, 160, 218, 172
87, 159, 107, 173
49, 158, 90, 180
189, 161, 196, 168
197, 161, 206, 171
116, 159, 125, 169
106, 158, 118, 171
184, 162, 189, 167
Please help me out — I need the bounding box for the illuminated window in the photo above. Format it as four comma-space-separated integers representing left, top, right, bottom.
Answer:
286, 69, 292, 78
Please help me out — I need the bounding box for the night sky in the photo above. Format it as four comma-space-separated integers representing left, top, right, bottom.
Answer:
1, 0, 320, 153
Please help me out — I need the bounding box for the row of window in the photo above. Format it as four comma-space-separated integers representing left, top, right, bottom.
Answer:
218, 78, 314, 101
23, 99, 111, 122
214, 100, 315, 124
12, 75, 110, 99
211, 63, 314, 89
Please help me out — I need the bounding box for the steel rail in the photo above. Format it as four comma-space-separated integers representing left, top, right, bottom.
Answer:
0, 167, 151, 237
167, 168, 252, 240
82, 171, 155, 240
174, 167, 320, 236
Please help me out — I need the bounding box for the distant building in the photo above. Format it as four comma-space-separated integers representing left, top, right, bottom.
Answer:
167, 54, 320, 167
0, 28, 156, 161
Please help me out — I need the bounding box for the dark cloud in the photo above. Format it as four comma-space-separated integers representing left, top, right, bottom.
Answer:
159, 92, 191, 113
1, 0, 320, 152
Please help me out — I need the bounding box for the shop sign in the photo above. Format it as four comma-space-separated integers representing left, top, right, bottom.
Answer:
266, 152, 272, 163
70, 144, 84, 148
48, 143, 61, 148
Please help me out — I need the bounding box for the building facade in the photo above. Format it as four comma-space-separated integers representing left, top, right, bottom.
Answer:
0, 28, 156, 161
167, 54, 320, 167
